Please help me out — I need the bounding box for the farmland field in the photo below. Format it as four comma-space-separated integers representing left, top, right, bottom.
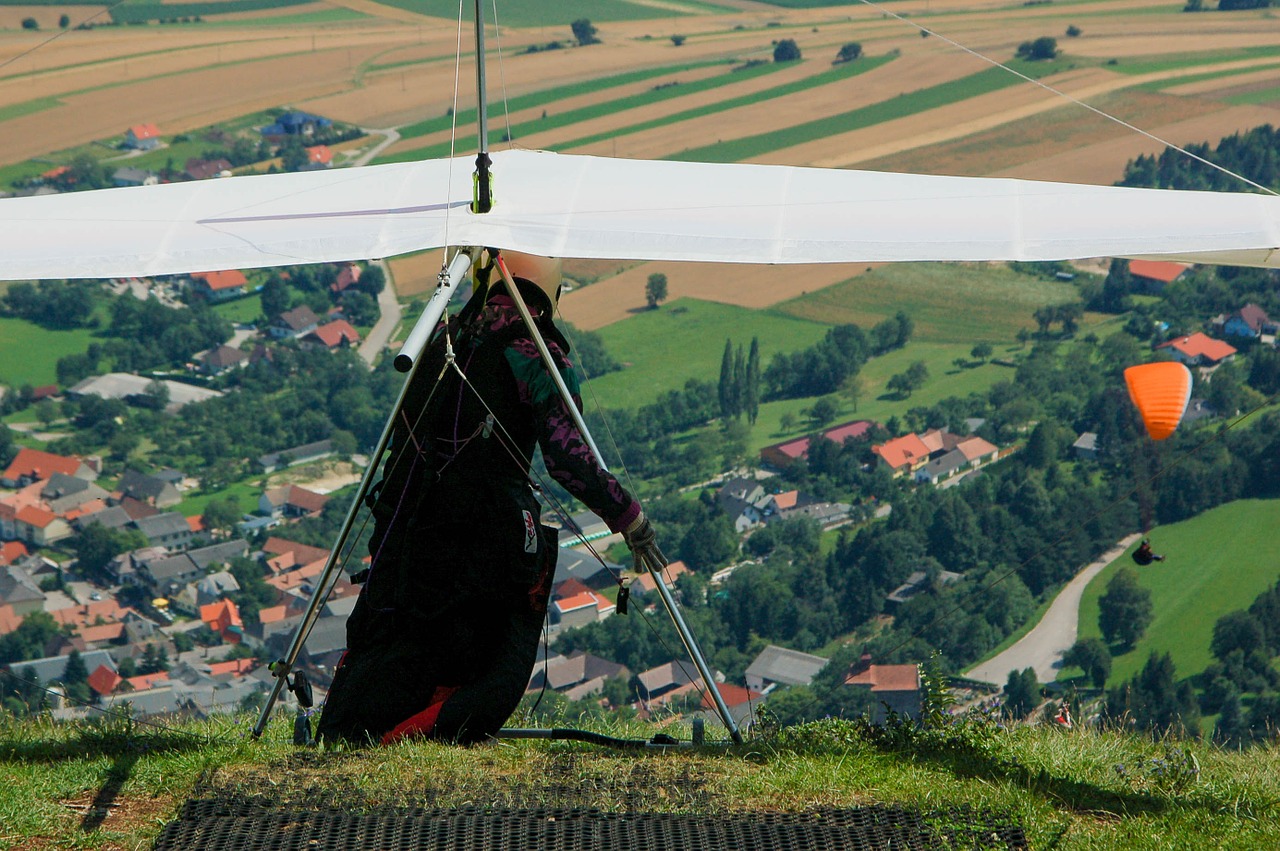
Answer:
776, 262, 1083, 344
1075, 498, 1280, 687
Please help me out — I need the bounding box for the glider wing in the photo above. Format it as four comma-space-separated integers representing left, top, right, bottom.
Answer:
0, 150, 1277, 279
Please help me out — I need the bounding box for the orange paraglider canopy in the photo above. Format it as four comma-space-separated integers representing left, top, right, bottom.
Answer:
1124, 361, 1193, 440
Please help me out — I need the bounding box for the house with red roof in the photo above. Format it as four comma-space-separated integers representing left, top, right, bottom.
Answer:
184, 157, 232, 181
200, 599, 244, 643
124, 123, 162, 150
872, 433, 931, 477
302, 319, 360, 351
1156, 333, 1237, 367
303, 144, 333, 169
13, 504, 72, 546
759, 419, 876, 468
2, 448, 95, 488
330, 263, 361, 293
551, 585, 615, 631
1128, 259, 1189, 295
88, 664, 124, 697
698, 682, 764, 726
259, 485, 329, 520
191, 270, 248, 302
629, 560, 691, 600
844, 652, 921, 723
0, 541, 29, 566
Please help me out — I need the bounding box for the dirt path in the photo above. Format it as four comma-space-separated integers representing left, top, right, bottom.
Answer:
965, 533, 1142, 686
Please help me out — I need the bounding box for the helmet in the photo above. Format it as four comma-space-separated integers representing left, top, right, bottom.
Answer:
499, 250, 563, 309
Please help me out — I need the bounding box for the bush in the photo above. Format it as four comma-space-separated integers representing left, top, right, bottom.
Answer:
773, 38, 801, 62
21, 17, 38, 29
1015, 36, 1059, 60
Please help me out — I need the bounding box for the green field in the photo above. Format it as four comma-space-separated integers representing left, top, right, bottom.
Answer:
1075, 498, 1280, 686
0, 98, 61, 123
0, 318, 97, 388
109, 0, 309, 24
1110, 44, 1280, 76
777, 263, 1083, 344
571, 298, 829, 410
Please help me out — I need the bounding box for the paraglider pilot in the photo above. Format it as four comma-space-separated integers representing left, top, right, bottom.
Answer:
1132, 539, 1165, 566
317, 250, 662, 746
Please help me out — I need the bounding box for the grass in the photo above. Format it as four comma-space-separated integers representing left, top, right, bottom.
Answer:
0, 318, 97, 388
172, 480, 261, 517
2, 710, 1279, 849
777, 263, 1081, 345
0, 97, 61, 123
209, 293, 264, 324
575, 298, 830, 410
670, 65, 1025, 163
1224, 84, 1280, 106
1076, 498, 1280, 687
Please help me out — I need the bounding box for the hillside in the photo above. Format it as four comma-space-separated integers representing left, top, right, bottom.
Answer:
1075, 499, 1280, 687
2, 710, 1278, 850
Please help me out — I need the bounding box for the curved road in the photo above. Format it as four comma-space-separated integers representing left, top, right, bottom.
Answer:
965, 532, 1142, 685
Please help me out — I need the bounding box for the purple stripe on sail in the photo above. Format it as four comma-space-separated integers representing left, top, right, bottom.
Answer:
199, 199, 470, 225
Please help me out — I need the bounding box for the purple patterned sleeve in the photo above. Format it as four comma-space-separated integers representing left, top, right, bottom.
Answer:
505, 338, 639, 532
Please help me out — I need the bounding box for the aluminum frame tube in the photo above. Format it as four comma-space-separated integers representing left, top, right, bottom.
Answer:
494, 256, 742, 744
395, 251, 472, 372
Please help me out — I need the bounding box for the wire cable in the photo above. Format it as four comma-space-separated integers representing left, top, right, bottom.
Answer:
851, 0, 1279, 196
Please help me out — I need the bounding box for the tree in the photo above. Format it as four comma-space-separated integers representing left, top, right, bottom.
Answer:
260, 275, 290, 319
745, 337, 761, 425
645, 272, 668, 309
773, 38, 801, 62
71, 524, 148, 581
279, 137, 309, 172
358, 263, 386, 295
1003, 667, 1040, 719
1016, 36, 1059, 60
1065, 24, 1082, 36
670, 34, 686, 46
59, 13, 70, 28
970, 342, 993, 362
570, 18, 599, 46
61, 649, 91, 704
835, 42, 862, 63
839, 373, 864, 412
1098, 567, 1153, 649
779, 412, 797, 433
1211, 610, 1265, 661
21, 16, 37, 29
809, 396, 838, 426
1063, 637, 1112, 687
201, 496, 243, 537
718, 339, 734, 419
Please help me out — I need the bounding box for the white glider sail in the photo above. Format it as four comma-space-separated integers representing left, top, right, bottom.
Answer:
0, 148, 1276, 280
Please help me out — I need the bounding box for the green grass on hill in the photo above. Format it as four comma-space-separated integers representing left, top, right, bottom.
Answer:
573, 298, 830, 410
776, 263, 1080, 345
1076, 498, 1280, 687
2, 712, 1279, 850
0, 318, 97, 388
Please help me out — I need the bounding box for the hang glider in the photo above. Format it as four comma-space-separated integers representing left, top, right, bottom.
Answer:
0, 148, 1277, 281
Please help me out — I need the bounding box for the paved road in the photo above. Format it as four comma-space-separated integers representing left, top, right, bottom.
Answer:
965, 532, 1142, 685
352, 127, 406, 369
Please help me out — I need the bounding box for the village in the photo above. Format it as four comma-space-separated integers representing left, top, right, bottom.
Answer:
3, 250, 1272, 729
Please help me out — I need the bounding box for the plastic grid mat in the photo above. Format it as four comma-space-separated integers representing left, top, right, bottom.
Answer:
152, 757, 1028, 850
